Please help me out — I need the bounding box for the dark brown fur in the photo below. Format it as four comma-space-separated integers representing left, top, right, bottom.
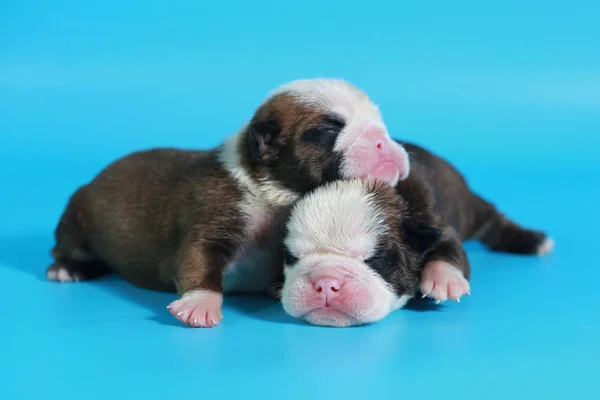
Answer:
390, 142, 550, 282
49, 149, 249, 293
47, 94, 353, 297
241, 93, 345, 193
359, 180, 443, 296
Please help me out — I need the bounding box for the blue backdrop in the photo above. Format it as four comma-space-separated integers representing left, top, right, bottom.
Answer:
1, 1, 599, 399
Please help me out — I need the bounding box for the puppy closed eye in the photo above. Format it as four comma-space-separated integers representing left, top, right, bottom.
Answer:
365, 249, 400, 270
300, 115, 345, 150
321, 115, 345, 130
283, 247, 299, 266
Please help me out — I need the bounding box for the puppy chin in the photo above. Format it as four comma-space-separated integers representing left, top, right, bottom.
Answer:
370, 163, 401, 187
281, 258, 398, 327
304, 308, 359, 328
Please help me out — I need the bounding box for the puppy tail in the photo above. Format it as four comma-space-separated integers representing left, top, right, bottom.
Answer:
470, 194, 554, 256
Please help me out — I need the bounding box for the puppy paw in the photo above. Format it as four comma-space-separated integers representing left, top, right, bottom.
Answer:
167, 290, 223, 328
46, 261, 82, 282
420, 260, 470, 303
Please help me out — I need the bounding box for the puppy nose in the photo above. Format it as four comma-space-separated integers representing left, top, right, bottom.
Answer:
364, 126, 389, 155
313, 277, 343, 298
375, 139, 387, 153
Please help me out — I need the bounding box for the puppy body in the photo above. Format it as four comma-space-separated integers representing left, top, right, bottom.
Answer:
50, 147, 287, 294
46, 78, 412, 327
281, 144, 553, 327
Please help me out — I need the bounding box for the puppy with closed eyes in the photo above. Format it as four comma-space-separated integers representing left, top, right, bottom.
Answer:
280, 144, 553, 327
46, 78, 412, 327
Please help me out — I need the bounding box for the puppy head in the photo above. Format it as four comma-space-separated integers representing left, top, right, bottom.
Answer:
280, 179, 441, 327
240, 79, 410, 195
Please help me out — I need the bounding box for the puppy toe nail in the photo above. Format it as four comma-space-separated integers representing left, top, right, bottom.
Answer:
176, 311, 184, 317
422, 293, 427, 298
456, 297, 460, 303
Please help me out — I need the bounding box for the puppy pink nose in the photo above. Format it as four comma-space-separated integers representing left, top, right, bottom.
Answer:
364, 126, 389, 155
314, 277, 343, 298
375, 139, 388, 154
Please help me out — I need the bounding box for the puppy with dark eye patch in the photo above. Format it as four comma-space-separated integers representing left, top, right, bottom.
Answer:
280, 144, 553, 327
45, 78, 411, 328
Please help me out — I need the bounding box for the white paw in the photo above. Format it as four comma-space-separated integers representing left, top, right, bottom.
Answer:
167, 290, 223, 328
420, 260, 470, 303
537, 237, 555, 256
46, 264, 81, 282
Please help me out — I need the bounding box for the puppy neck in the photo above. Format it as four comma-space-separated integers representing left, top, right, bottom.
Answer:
218, 129, 299, 208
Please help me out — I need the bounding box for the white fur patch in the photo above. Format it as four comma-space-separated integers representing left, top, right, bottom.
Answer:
46, 267, 59, 281
273, 78, 377, 117
47, 266, 79, 282
392, 294, 413, 310
217, 132, 294, 294
285, 179, 387, 260
537, 237, 555, 256
218, 130, 297, 241
218, 131, 299, 208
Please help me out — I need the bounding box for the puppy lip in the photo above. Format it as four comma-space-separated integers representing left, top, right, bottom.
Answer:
358, 165, 400, 186
298, 303, 347, 318
376, 160, 397, 168
306, 306, 357, 326
374, 161, 400, 176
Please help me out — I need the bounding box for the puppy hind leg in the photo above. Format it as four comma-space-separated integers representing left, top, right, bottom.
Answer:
46, 186, 112, 283
470, 194, 554, 256
47, 258, 111, 283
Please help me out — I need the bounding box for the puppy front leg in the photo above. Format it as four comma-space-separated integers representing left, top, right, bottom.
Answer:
420, 231, 471, 304
167, 237, 229, 328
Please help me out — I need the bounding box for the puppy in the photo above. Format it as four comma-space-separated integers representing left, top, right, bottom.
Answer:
46, 78, 411, 327
280, 144, 553, 327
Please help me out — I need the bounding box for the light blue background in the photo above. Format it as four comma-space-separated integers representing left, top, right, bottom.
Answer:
1, 1, 599, 399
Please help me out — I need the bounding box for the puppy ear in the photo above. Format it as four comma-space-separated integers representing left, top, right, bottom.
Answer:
249, 118, 281, 164
402, 220, 442, 256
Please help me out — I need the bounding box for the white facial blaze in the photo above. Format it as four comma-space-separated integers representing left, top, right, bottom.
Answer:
285, 180, 387, 259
